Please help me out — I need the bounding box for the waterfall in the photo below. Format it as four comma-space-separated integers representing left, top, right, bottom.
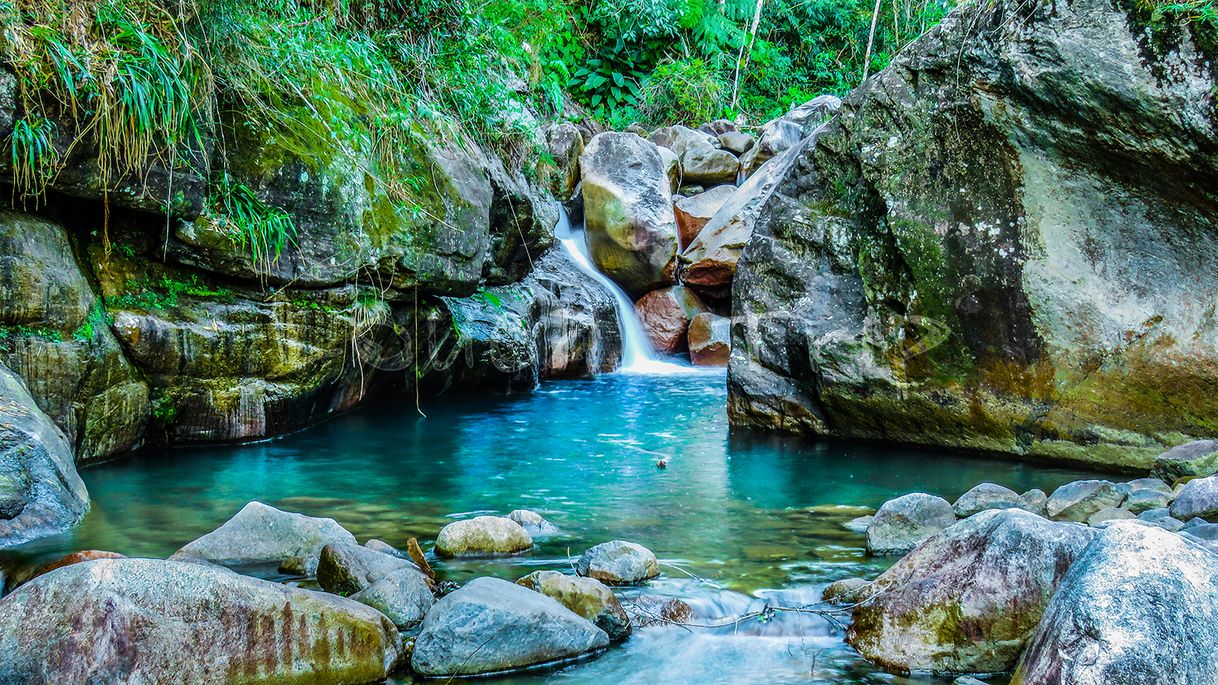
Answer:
554, 205, 700, 375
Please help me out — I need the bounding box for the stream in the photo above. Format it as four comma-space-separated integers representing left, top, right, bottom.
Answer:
0, 370, 1101, 684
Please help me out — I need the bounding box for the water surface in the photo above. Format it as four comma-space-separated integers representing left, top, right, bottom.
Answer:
2, 372, 1103, 684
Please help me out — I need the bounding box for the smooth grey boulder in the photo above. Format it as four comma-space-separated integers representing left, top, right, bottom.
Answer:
349, 570, 435, 629
866, 493, 955, 555
718, 131, 755, 155
316, 542, 433, 626
1183, 523, 1218, 547
849, 509, 1095, 675
1123, 488, 1171, 514
545, 122, 585, 200
1045, 481, 1124, 523
580, 133, 679, 297
364, 538, 406, 558
517, 570, 631, 642
1126, 477, 1172, 495
1136, 507, 1186, 532
575, 540, 660, 584
844, 515, 873, 534
434, 515, 533, 557
953, 482, 1023, 518
0, 365, 89, 549
680, 145, 740, 186
1019, 489, 1049, 516
739, 118, 803, 176
171, 501, 355, 574
508, 509, 558, 536
1011, 522, 1218, 685
0, 558, 401, 683
411, 577, 609, 676
649, 125, 719, 158
1087, 506, 1135, 527
1152, 440, 1218, 483
822, 577, 871, 606
1170, 475, 1218, 522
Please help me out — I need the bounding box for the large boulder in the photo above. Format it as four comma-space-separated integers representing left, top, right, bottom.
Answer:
0, 558, 402, 683
866, 493, 955, 555
575, 540, 660, 585
633, 286, 709, 353
727, 0, 1218, 470
688, 312, 731, 367
411, 577, 609, 676
1153, 440, 1218, 483
434, 515, 532, 557
849, 509, 1094, 674
580, 133, 679, 297
680, 145, 740, 187
0, 364, 89, 549
172, 501, 356, 573
517, 570, 632, 642
1011, 522, 1218, 685
952, 482, 1023, 518
317, 544, 434, 628
1170, 475, 1218, 522
674, 185, 736, 249
1045, 480, 1125, 522
546, 121, 585, 200
680, 139, 810, 300
649, 125, 719, 158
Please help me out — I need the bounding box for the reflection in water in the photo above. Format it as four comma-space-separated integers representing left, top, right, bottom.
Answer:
0, 372, 1104, 684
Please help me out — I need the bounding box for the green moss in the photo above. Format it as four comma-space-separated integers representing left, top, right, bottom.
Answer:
105, 274, 236, 312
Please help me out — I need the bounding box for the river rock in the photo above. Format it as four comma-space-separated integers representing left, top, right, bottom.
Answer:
364, 538, 406, 558
865, 493, 955, 555
171, 501, 356, 573
1045, 480, 1124, 523
680, 138, 810, 299
658, 146, 681, 192
546, 122, 585, 200
1019, 489, 1049, 516
411, 577, 609, 676
0, 558, 402, 683
844, 515, 873, 534
626, 595, 695, 627
434, 515, 533, 557
718, 131, 754, 155
575, 540, 660, 585
18, 550, 125, 588
580, 133, 679, 297
1170, 475, 1218, 522
1087, 506, 1135, 527
739, 119, 804, 177
680, 145, 740, 186
699, 119, 737, 136
1136, 507, 1186, 532
508, 509, 558, 536
688, 312, 731, 367
952, 482, 1023, 518
517, 570, 631, 642
1123, 488, 1171, 514
1011, 522, 1218, 685
650, 125, 719, 158
782, 94, 842, 134
674, 185, 736, 249
1153, 440, 1218, 483
0, 365, 89, 549
822, 577, 871, 606
849, 509, 1095, 674
727, 0, 1218, 470
634, 286, 709, 353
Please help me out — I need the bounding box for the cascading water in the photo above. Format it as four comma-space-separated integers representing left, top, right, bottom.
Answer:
554, 205, 703, 375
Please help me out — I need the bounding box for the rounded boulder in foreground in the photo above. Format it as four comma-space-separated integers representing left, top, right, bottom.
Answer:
434, 516, 532, 558
575, 540, 660, 585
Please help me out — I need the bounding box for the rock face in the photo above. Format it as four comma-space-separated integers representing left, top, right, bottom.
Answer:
1045, 480, 1125, 523
728, 0, 1218, 470
952, 482, 1023, 518
633, 287, 709, 353
434, 516, 532, 557
1011, 522, 1218, 685
1170, 476, 1218, 522
580, 133, 679, 297
0, 364, 89, 549
172, 501, 356, 573
575, 541, 660, 585
517, 570, 632, 642
688, 312, 731, 367
1153, 440, 1218, 483
849, 509, 1094, 675
411, 577, 609, 676
866, 493, 955, 555
0, 558, 402, 684
674, 185, 736, 249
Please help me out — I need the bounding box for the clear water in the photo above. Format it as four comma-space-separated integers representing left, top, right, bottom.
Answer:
0, 373, 1103, 684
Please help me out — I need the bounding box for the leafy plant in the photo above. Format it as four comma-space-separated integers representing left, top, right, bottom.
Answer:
208, 176, 297, 276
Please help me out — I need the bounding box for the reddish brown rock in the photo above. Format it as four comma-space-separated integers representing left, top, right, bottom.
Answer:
674, 186, 735, 250
688, 313, 731, 366
634, 287, 709, 353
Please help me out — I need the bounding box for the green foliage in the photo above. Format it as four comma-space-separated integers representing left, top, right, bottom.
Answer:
208, 176, 296, 275
1145, 0, 1218, 27
72, 301, 112, 342
8, 115, 58, 200
151, 395, 177, 423
0, 323, 62, 352
105, 274, 235, 312
638, 57, 727, 126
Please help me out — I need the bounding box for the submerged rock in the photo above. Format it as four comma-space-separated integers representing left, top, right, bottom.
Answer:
517, 570, 631, 642
0, 558, 402, 683
634, 286, 709, 353
865, 493, 955, 555
0, 365, 89, 549
952, 482, 1023, 518
576, 540, 660, 585
1152, 440, 1218, 483
580, 133, 679, 297
849, 509, 1094, 674
688, 312, 731, 367
171, 501, 355, 574
411, 577, 608, 676
1045, 481, 1124, 523
434, 515, 532, 557
625, 595, 695, 627
1011, 522, 1218, 685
